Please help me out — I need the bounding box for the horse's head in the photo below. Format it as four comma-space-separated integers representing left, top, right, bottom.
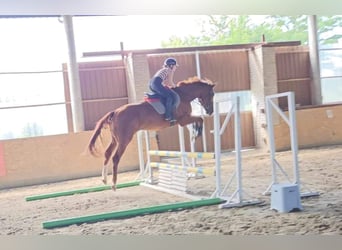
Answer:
198, 82, 215, 115
176, 77, 215, 115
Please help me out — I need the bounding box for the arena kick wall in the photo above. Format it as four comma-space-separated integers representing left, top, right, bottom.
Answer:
0, 105, 341, 189
0, 131, 157, 189
273, 104, 342, 151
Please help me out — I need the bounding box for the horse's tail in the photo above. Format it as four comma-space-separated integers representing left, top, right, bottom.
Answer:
87, 111, 115, 157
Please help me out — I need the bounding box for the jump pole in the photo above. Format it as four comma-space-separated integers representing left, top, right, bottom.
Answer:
25, 181, 141, 201
142, 146, 216, 200
263, 91, 319, 197
195, 50, 208, 153
140, 125, 218, 200
139, 125, 213, 180
178, 125, 187, 167
42, 197, 224, 229
136, 130, 155, 183
136, 130, 146, 179
186, 124, 197, 168
148, 150, 214, 159
149, 162, 215, 175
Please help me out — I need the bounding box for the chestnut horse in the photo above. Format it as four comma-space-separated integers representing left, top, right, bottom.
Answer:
87, 77, 215, 190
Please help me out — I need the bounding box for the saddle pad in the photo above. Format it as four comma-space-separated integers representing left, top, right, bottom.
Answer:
145, 98, 165, 114
144, 92, 180, 115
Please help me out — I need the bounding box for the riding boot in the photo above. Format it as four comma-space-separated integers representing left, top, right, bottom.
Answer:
164, 98, 174, 121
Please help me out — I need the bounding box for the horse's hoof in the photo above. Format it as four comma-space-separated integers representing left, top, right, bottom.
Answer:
111, 185, 116, 191
102, 179, 107, 185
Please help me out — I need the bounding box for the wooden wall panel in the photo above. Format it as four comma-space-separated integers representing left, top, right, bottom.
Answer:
275, 47, 312, 108
63, 60, 128, 131
148, 53, 197, 83
199, 50, 250, 92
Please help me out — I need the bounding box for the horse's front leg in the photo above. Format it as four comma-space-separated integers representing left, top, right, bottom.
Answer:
178, 116, 203, 138
192, 120, 203, 138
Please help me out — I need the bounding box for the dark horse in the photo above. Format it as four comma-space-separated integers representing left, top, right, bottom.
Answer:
87, 77, 215, 190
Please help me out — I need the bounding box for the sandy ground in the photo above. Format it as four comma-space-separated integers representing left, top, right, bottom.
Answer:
0, 145, 341, 235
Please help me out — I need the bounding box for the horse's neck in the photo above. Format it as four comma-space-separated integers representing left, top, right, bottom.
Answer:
175, 84, 199, 102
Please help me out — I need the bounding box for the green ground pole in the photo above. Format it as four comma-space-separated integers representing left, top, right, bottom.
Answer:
25, 181, 142, 201
42, 198, 224, 229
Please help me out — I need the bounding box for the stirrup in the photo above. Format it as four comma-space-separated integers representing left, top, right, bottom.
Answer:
165, 117, 176, 122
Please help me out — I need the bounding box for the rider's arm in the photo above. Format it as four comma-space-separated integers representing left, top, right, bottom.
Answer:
166, 68, 176, 88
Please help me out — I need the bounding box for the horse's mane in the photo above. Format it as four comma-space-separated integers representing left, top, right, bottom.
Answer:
176, 76, 215, 87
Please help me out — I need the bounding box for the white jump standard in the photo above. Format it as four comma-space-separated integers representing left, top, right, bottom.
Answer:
212, 95, 261, 208
264, 91, 319, 199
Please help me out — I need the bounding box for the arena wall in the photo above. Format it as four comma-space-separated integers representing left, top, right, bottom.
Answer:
0, 131, 156, 189
1, 105, 341, 189
274, 105, 342, 151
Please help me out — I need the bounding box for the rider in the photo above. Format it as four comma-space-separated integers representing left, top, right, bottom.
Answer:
149, 57, 179, 122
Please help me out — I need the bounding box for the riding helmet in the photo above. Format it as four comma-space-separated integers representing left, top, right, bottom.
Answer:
164, 57, 178, 67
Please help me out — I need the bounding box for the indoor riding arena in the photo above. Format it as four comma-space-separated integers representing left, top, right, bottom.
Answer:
0, 15, 341, 236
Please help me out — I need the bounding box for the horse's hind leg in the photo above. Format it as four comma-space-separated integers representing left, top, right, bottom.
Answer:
102, 139, 117, 184
111, 137, 133, 190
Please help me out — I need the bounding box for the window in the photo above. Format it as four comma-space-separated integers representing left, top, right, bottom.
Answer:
0, 72, 68, 139
0, 17, 68, 139
191, 90, 251, 116
319, 20, 342, 104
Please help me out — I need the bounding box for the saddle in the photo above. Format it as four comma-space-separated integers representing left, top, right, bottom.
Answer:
144, 92, 180, 115
144, 92, 164, 101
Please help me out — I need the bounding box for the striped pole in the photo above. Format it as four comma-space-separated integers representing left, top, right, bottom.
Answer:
149, 150, 214, 159
150, 162, 215, 175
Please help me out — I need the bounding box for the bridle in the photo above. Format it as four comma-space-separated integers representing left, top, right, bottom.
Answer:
197, 89, 214, 114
